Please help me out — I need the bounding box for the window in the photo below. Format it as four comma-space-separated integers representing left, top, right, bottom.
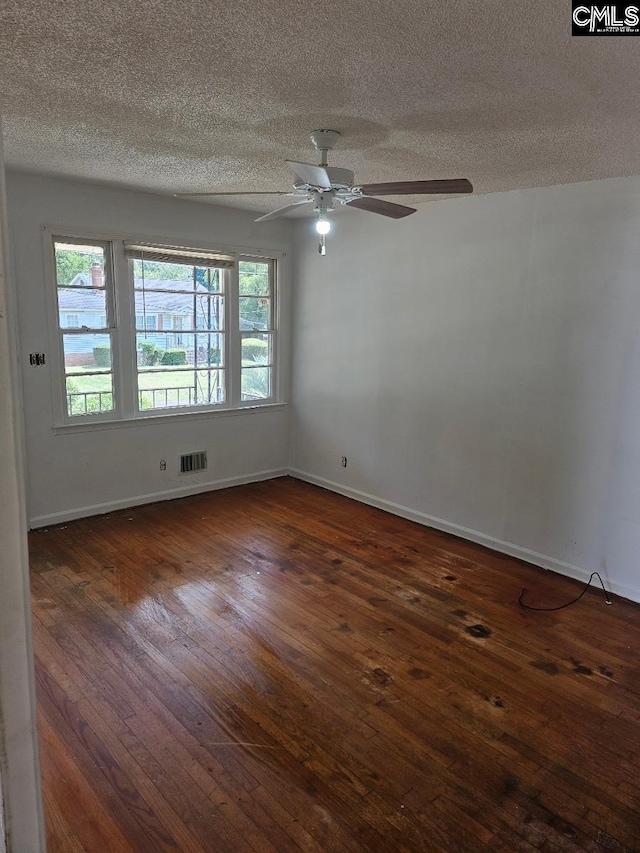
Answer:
50, 236, 279, 423
129, 249, 225, 412
53, 240, 115, 417
134, 313, 158, 330
239, 259, 275, 401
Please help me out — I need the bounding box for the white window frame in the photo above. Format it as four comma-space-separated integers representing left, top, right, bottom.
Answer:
44, 227, 282, 427
47, 236, 121, 425
237, 255, 278, 407
131, 257, 228, 414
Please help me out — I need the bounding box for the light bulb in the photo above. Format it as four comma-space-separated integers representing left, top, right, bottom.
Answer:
315, 217, 331, 235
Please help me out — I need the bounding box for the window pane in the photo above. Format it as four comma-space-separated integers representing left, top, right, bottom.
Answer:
63, 333, 112, 372
133, 260, 222, 293
136, 333, 223, 368
241, 367, 271, 401
58, 287, 107, 329
239, 261, 274, 404
239, 296, 270, 331
134, 292, 224, 331
132, 255, 227, 411
241, 333, 271, 365
138, 369, 224, 410
55, 242, 106, 288
239, 261, 270, 296
194, 334, 223, 368
66, 374, 113, 416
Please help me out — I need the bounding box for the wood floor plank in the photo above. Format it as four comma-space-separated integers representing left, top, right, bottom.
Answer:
39, 713, 136, 853
30, 477, 640, 852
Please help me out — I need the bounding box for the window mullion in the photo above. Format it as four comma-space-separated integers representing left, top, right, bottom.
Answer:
227, 263, 241, 408
113, 243, 136, 418
273, 259, 279, 400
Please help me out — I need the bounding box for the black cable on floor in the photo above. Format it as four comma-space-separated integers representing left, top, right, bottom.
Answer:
519, 571, 612, 611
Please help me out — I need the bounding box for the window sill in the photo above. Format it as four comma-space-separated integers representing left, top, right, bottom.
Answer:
52, 402, 288, 434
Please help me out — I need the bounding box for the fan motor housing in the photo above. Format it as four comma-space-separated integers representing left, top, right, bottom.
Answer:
325, 167, 354, 189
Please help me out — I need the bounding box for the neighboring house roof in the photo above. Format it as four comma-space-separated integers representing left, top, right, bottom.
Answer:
59, 278, 256, 330
60, 278, 217, 315
58, 288, 106, 312
132, 291, 203, 315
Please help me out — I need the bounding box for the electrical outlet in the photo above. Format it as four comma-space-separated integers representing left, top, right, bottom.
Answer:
160, 459, 167, 471
341, 456, 347, 468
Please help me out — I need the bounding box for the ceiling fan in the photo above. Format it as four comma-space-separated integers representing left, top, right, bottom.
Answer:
176, 130, 473, 255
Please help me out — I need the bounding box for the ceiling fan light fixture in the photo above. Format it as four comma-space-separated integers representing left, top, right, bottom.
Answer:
315, 216, 331, 235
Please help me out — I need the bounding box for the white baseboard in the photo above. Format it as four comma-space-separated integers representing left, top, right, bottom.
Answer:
29, 463, 640, 604
289, 468, 640, 604
29, 467, 288, 529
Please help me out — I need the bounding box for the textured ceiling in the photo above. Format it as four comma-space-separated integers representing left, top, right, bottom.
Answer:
1, 0, 639, 216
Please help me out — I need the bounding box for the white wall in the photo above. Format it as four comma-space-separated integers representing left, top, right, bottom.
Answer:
0, 132, 45, 851
7, 173, 293, 526
291, 176, 640, 603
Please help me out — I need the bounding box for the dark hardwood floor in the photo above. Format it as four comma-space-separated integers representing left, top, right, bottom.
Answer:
29, 477, 640, 852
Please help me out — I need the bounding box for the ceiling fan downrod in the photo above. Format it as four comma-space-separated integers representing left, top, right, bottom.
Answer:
310, 129, 341, 167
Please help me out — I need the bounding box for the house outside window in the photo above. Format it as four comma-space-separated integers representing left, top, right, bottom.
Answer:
50, 236, 279, 423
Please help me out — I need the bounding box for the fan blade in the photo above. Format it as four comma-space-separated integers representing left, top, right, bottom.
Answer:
346, 197, 416, 219
255, 199, 313, 222
174, 191, 291, 197
286, 161, 331, 189
359, 179, 473, 196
